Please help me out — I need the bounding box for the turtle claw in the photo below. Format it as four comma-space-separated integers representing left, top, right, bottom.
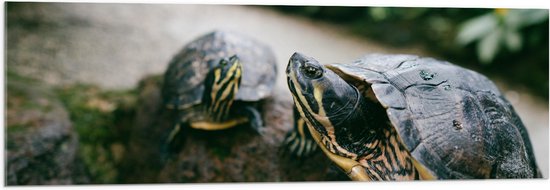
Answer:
160, 123, 186, 162
242, 105, 266, 135
250, 116, 264, 134
281, 130, 318, 158
280, 106, 319, 158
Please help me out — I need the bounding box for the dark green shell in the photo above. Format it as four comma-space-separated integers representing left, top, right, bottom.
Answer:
162, 30, 277, 109
328, 54, 540, 178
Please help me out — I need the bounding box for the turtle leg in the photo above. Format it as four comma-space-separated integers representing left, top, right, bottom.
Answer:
240, 105, 265, 134
160, 122, 188, 161
281, 105, 318, 157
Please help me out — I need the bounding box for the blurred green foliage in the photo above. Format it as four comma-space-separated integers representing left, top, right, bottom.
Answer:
457, 9, 548, 63
271, 6, 549, 99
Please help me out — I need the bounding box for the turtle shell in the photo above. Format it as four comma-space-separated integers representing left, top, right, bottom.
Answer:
326, 54, 540, 179
162, 30, 277, 109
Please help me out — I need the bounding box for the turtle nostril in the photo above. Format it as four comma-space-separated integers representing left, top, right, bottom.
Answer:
286, 64, 292, 75
287, 58, 303, 75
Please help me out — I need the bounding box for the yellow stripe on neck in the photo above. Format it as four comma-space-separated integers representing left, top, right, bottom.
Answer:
190, 117, 248, 130
305, 122, 370, 181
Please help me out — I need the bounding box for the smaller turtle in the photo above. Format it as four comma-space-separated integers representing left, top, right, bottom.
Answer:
285, 52, 541, 180
161, 30, 277, 153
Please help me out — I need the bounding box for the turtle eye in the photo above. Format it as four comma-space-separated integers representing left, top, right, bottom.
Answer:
220, 59, 228, 67
301, 62, 323, 79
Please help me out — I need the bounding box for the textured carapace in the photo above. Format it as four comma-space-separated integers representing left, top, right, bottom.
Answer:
162, 30, 277, 111
286, 52, 541, 180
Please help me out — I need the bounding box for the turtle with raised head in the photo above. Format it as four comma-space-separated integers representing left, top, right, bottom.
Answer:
284, 52, 541, 180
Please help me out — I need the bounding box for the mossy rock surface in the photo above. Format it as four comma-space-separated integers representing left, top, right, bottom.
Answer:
6, 72, 88, 185
6, 72, 348, 184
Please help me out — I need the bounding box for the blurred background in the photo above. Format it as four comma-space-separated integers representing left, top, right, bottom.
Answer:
275, 6, 549, 98
5, 2, 548, 184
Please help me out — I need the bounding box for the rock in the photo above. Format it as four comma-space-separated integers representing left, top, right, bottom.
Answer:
121, 75, 348, 183
6, 73, 89, 185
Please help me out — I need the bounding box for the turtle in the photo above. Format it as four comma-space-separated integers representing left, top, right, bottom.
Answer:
284, 52, 542, 180
161, 30, 277, 152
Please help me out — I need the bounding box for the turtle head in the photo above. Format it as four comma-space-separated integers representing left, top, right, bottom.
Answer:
202, 55, 243, 121
287, 53, 435, 181
286, 52, 364, 153
212, 55, 242, 81
286, 52, 374, 180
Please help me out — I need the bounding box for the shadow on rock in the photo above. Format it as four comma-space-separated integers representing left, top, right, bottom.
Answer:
121, 75, 349, 183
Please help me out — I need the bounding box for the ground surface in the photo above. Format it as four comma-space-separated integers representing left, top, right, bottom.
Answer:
6, 2, 548, 178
